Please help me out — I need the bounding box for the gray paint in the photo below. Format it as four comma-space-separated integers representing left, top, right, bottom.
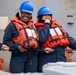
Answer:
0, 0, 46, 21
46, 0, 76, 38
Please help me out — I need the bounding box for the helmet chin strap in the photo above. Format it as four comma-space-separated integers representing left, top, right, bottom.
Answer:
19, 10, 21, 17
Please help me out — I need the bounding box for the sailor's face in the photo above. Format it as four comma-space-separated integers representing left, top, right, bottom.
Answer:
20, 11, 32, 23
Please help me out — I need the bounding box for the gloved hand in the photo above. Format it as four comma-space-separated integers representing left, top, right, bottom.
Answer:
44, 47, 54, 53
44, 19, 50, 24
42, 15, 51, 24
1, 44, 9, 51
18, 45, 27, 52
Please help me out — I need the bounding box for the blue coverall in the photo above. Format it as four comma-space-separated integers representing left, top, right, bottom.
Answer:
0, 43, 3, 50
3, 23, 38, 73
36, 23, 76, 72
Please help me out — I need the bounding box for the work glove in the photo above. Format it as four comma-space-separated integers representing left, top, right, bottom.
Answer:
44, 47, 54, 53
18, 45, 27, 52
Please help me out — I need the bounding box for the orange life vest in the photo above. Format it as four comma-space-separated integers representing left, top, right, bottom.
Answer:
35, 20, 70, 48
8, 18, 39, 49
0, 58, 4, 70
65, 48, 73, 62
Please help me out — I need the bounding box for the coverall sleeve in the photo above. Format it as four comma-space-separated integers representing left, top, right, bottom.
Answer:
3, 24, 19, 52
36, 23, 50, 43
0, 43, 3, 50
67, 33, 76, 49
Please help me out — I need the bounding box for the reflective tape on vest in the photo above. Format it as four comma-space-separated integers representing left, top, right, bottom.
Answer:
26, 28, 37, 38
55, 27, 62, 35
49, 27, 62, 36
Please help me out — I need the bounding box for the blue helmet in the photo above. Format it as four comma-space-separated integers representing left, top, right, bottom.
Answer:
19, 1, 34, 14
37, 7, 52, 17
